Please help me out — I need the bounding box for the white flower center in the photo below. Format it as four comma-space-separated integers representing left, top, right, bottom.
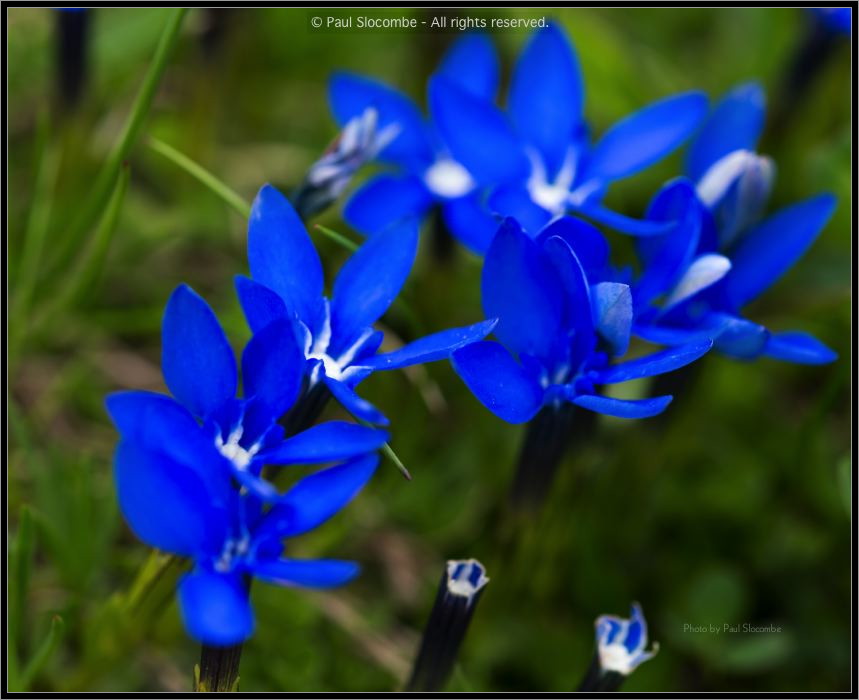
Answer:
303, 300, 374, 384
424, 158, 475, 199
215, 425, 259, 471
526, 147, 579, 214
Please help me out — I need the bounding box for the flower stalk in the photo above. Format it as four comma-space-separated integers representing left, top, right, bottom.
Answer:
406, 559, 489, 692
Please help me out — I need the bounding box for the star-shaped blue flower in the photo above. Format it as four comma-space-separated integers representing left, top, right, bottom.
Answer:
238, 184, 497, 425
450, 217, 712, 423
632, 83, 838, 364
595, 603, 658, 676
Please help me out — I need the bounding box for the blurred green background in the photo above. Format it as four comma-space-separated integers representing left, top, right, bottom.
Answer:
7, 6, 851, 693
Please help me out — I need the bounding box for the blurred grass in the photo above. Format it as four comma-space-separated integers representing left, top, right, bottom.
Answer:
7, 7, 851, 692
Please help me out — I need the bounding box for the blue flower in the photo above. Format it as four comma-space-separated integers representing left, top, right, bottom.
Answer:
328, 32, 511, 252
632, 83, 838, 364
238, 184, 497, 425
595, 603, 658, 676
809, 7, 852, 36
106, 286, 387, 645
450, 217, 712, 423
434, 23, 709, 245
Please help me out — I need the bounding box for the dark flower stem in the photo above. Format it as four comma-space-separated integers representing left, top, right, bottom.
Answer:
429, 206, 456, 264
577, 653, 625, 692
280, 381, 332, 436
510, 402, 596, 510
55, 9, 90, 111
406, 560, 488, 692
195, 643, 243, 692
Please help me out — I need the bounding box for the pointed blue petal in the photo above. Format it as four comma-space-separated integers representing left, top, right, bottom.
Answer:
361, 319, 498, 371
428, 74, 528, 186
105, 391, 232, 504
248, 184, 324, 328
583, 91, 709, 182
724, 194, 836, 307
509, 22, 584, 176
344, 173, 433, 236
441, 195, 500, 255
178, 568, 253, 646
330, 218, 418, 349
571, 393, 673, 419
251, 558, 360, 589
590, 282, 633, 357
235, 276, 288, 334
686, 82, 766, 182
594, 340, 712, 383
114, 441, 227, 557
488, 184, 553, 236
241, 318, 306, 420
482, 218, 565, 361
634, 179, 703, 308
257, 454, 379, 539
329, 71, 434, 169
762, 331, 837, 365
709, 313, 770, 359
536, 216, 609, 276
662, 253, 732, 310
323, 376, 389, 426
577, 201, 674, 236
437, 32, 499, 100
162, 284, 237, 419
451, 341, 544, 424
259, 422, 388, 465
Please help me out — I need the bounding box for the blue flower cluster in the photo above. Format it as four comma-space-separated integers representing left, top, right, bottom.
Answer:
330, 23, 836, 424
107, 185, 495, 645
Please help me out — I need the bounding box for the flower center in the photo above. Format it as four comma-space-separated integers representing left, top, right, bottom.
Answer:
215, 425, 259, 471
424, 158, 475, 199
214, 535, 250, 573
526, 147, 579, 214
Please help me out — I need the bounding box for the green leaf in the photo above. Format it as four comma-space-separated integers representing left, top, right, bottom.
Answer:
10, 506, 35, 652
15, 615, 65, 692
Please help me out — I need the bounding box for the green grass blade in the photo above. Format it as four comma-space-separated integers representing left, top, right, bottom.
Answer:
16, 616, 65, 692
10, 506, 35, 652
314, 223, 359, 252
48, 7, 188, 273
149, 137, 251, 218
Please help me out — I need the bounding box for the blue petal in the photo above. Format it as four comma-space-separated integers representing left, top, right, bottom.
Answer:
724, 194, 836, 308
330, 218, 418, 350
249, 558, 360, 589
451, 341, 544, 424
235, 276, 288, 334
594, 340, 712, 383
329, 71, 435, 169
488, 185, 553, 235
762, 331, 838, 365
583, 91, 709, 183
542, 235, 596, 363
178, 568, 253, 646
509, 22, 584, 176
686, 82, 766, 182
437, 32, 499, 100
482, 218, 565, 362
257, 454, 379, 539
241, 318, 306, 420
634, 179, 703, 309
162, 284, 237, 419
662, 253, 732, 310
361, 319, 498, 371
709, 313, 770, 359
323, 376, 389, 426
259, 422, 388, 465
247, 184, 324, 328
571, 393, 673, 419
576, 201, 674, 236
114, 441, 227, 557
105, 391, 232, 504
344, 174, 433, 236
441, 195, 501, 255
428, 74, 528, 186
590, 282, 633, 357
536, 216, 609, 276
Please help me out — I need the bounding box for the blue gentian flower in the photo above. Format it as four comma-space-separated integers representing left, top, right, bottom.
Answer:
450, 217, 712, 423
331, 24, 709, 253
595, 603, 659, 676
106, 286, 387, 645
809, 7, 852, 36
107, 283, 389, 501
328, 32, 510, 251
632, 83, 838, 364
432, 23, 709, 247
237, 184, 497, 425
